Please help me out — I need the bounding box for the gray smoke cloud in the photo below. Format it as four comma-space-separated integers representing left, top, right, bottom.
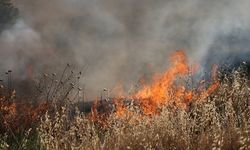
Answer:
1, 0, 250, 98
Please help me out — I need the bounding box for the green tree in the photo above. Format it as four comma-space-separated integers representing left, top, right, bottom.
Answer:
0, 0, 18, 32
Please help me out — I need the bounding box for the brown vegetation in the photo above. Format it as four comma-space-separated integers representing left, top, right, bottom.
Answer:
0, 52, 249, 149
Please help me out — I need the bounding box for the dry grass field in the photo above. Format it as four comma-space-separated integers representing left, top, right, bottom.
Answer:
0, 51, 249, 150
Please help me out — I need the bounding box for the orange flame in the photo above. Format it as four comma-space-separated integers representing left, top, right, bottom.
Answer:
133, 50, 190, 114
88, 50, 220, 125
116, 50, 219, 116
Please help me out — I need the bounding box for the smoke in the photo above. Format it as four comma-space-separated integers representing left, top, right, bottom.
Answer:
1, 0, 250, 98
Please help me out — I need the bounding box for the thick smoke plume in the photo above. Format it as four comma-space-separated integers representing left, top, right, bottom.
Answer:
0, 0, 250, 98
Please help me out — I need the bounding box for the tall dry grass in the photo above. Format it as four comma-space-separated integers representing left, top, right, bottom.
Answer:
37, 68, 250, 150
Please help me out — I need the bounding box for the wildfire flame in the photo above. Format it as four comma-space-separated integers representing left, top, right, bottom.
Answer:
112, 50, 219, 116
90, 50, 220, 122
131, 50, 219, 115
0, 88, 50, 133
0, 50, 220, 131
133, 51, 190, 115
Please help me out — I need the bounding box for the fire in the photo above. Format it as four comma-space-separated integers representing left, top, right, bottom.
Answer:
0, 87, 50, 133
90, 50, 220, 121
133, 50, 190, 114
89, 50, 220, 122
0, 50, 219, 131
114, 50, 219, 116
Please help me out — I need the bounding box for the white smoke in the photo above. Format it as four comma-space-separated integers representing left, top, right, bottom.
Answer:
0, 0, 249, 98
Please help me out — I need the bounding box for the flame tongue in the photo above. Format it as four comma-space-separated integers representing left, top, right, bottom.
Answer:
134, 50, 190, 115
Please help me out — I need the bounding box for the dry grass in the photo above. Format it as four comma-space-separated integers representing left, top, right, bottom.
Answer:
0, 65, 249, 150
37, 69, 250, 150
